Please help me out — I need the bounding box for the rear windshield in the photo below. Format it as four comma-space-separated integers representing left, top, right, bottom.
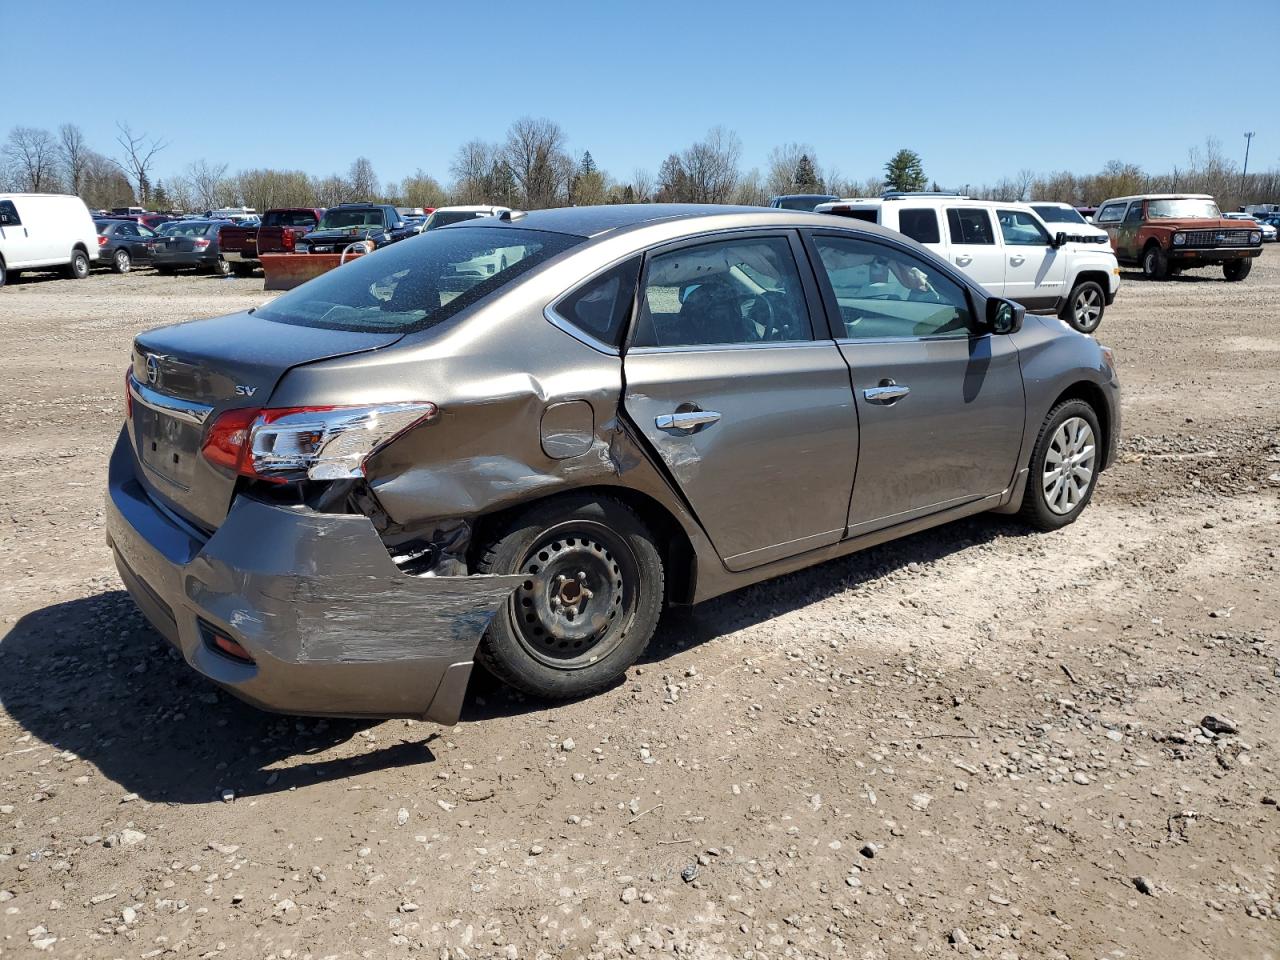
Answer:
318, 208, 384, 229
263, 210, 319, 227
255, 226, 583, 334
426, 210, 485, 229
774, 196, 831, 211
1031, 204, 1086, 225
95, 220, 113, 234
1147, 199, 1221, 219
158, 221, 213, 236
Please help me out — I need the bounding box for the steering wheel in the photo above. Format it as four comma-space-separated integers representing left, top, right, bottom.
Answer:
749, 291, 797, 341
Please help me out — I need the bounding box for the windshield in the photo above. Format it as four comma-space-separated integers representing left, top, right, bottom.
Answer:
425, 210, 485, 229
1147, 199, 1221, 220
158, 221, 212, 236
1031, 204, 1086, 225
318, 208, 384, 230
255, 226, 583, 333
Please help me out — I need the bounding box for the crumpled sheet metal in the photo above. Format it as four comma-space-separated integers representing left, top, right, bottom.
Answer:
185, 496, 523, 665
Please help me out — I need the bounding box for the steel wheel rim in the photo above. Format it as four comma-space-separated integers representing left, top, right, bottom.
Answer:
511, 521, 636, 669
1042, 417, 1096, 515
1073, 289, 1100, 328
116, 251, 129, 271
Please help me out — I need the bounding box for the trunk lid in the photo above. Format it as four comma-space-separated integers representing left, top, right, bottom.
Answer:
128, 311, 403, 531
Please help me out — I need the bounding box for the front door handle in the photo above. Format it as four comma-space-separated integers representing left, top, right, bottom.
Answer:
863, 380, 910, 404
955, 254, 972, 266
656, 410, 721, 432
1010, 255, 1025, 265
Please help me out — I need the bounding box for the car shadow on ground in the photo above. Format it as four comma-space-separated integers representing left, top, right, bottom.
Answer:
0, 513, 1024, 803
1119, 269, 1230, 283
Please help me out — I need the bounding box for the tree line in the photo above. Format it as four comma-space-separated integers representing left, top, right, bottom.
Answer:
3, 118, 1276, 215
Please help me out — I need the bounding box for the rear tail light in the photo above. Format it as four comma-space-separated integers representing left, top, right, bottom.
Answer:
280, 230, 295, 251
193, 238, 210, 250
200, 402, 438, 482
98, 235, 109, 247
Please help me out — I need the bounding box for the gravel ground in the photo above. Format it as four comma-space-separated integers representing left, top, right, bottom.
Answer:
0, 252, 1277, 959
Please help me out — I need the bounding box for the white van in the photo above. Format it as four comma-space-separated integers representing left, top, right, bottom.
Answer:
0, 193, 99, 287
815, 193, 1121, 333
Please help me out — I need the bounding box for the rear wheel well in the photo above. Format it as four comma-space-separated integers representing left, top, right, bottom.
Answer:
1049, 382, 1110, 470
470, 486, 697, 606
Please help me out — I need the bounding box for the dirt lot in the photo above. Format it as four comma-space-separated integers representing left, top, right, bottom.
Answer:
0, 252, 1277, 960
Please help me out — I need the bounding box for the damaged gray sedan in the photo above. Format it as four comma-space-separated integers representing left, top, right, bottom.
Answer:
107, 204, 1119, 723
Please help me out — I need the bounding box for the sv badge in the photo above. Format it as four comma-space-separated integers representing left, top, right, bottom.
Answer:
234, 385, 257, 397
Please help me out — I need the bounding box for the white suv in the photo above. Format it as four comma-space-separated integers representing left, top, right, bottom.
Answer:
815, 193, 1120, 333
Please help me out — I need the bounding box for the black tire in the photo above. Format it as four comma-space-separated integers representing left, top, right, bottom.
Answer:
1223, 259, 1252, 281
65, 249, 90, 280
232, 263, 256, 278
111, 249, 131, 274
154, 266, 176, 275
0, 260, 6, 288
1141, 243, 1168, 280
213, 257, 232, 277
476, 494, 664, 700
1018, 399, 1102, 531
1059, 279, 1105, 333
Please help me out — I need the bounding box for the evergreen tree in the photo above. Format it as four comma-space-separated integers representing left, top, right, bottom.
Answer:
794, 154, 821, 192
579, 150, 597, 176
883, 149, 927, 192
151, 180, 171, 211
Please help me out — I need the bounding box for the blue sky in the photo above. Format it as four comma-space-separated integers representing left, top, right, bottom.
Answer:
8, 0, 1279, 188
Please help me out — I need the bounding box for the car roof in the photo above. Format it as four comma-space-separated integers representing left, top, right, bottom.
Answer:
1099, 194, 1214, 204
816, 197, 1032, 212
465, 203, 796, 238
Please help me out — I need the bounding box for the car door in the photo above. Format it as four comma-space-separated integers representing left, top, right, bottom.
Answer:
0, 199, 35, 268
134, 223, 158, 263
996, 208, 1067, 309
1094, 202, 1127, 254
943, 206, 1005, 292
622, 230, 860, 572
1116, 201, 1144, 260
804, 231, 1025, 535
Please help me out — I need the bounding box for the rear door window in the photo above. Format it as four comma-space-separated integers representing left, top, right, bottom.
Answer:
897, 208, 940, 244
946, 208, 996, 245
1095, 202, 1126, 224
553, 258, 640, 349
0, 200, 20, 226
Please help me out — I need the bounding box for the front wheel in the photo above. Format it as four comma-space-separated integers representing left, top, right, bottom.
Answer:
1018, 400, 1102, 531
1060, 280, 1105, 333
1223, 259, 1252, 281
65, 250, 90, 280
1141, 244, 1168, 280
476, 495, 664, 700
112, 249, 131, 274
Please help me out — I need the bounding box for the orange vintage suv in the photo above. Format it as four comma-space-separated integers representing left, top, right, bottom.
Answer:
1093, 194, 1262, 281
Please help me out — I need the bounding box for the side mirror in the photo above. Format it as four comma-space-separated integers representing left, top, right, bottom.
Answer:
986, 297, 1024, 335
1051, 231, 1067, 248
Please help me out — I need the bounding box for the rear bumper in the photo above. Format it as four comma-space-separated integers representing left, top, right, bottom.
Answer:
153, 252, 219, 268
104, 430, 520, 722
221, 249, 259, 264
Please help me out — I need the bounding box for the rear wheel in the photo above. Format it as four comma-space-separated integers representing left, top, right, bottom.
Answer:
65, 249, 90, 280
1018, 400, 1101, 531
1059, 279, 1104, 333
213, 257, 232, 277
112, 249, 131, 274
476, 495, 664, 700
1141, 243, 1168, 280
232, 263, 256, 278
0, 260, 6, 288
1223, 259, 1252, 281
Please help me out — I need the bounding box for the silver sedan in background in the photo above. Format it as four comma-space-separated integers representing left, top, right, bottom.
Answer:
106, 204, 1119, 722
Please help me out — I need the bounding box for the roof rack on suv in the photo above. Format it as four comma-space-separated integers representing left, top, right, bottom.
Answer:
881, 191, 969, 200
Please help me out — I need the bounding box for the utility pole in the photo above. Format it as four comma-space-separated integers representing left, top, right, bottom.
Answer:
1240, 131, 1255, 204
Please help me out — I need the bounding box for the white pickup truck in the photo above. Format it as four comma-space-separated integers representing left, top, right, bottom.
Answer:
816, 192, 1121, 333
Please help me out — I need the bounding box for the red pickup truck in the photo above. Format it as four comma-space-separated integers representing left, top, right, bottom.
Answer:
219, 208, 324, 276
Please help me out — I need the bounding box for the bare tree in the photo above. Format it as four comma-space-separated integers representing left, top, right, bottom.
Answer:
450, 139, 499, 203
183, 159, 231, 210
503, 117, 569, 209
347, 156, 379, 200
57, 124, 90, 195
681, 127, 741, 204
630, 168, 655, 203
733, 168, 769, 206
3, 126, 59, 192
113, 122, 168, 206
81, 150, 135, 209
766, 142, 823, 196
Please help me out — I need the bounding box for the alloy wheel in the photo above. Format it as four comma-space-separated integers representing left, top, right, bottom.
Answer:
1073, 288, 1101, 330
1042, 416, 1096, 515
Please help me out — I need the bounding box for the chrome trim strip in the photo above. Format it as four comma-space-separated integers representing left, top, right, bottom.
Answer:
128, 376, 214, 426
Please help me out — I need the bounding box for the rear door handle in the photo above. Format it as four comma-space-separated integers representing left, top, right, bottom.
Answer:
1010, 255, 1025, 265
863, 381, 910, 404
955, 254, 972, 266
656, 410, 721, 432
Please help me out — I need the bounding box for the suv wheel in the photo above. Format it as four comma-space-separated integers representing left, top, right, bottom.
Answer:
1223, 259, 1252, 281
1060, 280, 1105, 333
112, 249, 131, 274
476, 495, 664, 700
65, 249, 90, 280
1141, 243, 1169, 280
0, 259, 6, 288
1018, 399, 1102, 531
